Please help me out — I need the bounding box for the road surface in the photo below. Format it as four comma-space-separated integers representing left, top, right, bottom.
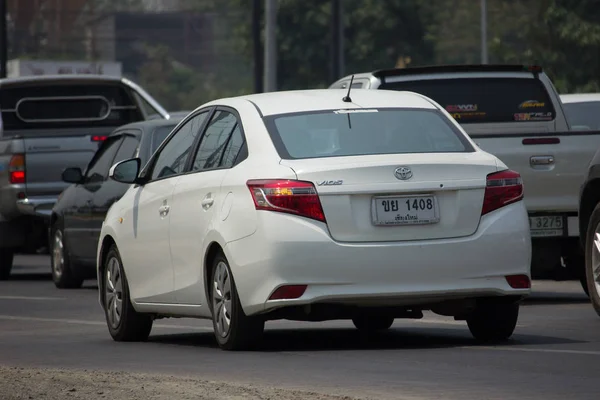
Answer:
1, 255, 598, 399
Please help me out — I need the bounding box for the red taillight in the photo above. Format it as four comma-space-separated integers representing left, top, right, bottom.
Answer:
268, 285, 307, 300
505, 274, 531, 289
91, 135, 108, 142
481, 169, 523, 215
246, 179, 326, 223
8, 154, 26, 184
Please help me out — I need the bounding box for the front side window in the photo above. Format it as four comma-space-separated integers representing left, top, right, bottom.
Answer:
85, 136, 123, 183
150, 111, 208, 180
264, 108, 473, 160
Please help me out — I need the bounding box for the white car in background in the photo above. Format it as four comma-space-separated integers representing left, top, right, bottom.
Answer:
97, 88, 532, 351
560, 93, 600, 131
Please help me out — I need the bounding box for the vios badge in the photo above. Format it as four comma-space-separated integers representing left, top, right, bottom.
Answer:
394, 166, 412, 180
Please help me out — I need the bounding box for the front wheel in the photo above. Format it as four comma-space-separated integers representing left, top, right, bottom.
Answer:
211, 252, 264, 350
103, 245, 153, 342
584, 203, 600, 317
467, 301, 519, 342
0, 248, 14, 280
51, 224, 84, 289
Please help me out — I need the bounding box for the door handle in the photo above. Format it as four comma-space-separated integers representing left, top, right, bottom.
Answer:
201, 197, 214, 209
158, 205, 170, 217
530, 155, 554, 166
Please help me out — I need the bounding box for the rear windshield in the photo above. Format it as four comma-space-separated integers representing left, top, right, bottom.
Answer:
0, 83, 144, 131
380, 78, 556, 124
562, 101, 600, 130
151, 125, 176, 154
264, 108, 474, 160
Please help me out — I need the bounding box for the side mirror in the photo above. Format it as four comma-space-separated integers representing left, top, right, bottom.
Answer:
109, 158, 142, 184
62, 167, 83, 184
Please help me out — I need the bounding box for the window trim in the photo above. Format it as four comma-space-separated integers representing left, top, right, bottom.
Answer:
262, 107, 475, 160
187, 105, 249, 174
139, 107, 216, 184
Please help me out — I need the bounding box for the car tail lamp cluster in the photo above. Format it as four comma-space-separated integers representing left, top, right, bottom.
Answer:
246, 179, 326, 223
481, 169, 523, 215
8, 154, 26, 184
91, 135, 108, 142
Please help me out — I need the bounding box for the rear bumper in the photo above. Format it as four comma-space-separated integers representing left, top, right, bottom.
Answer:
16, 196, 57, 219
225, 201, 532, 317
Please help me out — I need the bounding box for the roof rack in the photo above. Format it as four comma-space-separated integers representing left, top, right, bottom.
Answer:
372, 64, 543, 79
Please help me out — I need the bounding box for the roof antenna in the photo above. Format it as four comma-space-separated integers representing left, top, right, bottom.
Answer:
342, 75, 355, 103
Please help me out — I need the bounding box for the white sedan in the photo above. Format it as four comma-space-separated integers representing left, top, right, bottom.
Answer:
97, 88, 532, 350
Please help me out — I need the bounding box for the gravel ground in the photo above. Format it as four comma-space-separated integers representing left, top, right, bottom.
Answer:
0, 366, 377, 400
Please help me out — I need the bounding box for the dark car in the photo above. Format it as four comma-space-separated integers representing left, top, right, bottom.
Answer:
49, 118, 183, 288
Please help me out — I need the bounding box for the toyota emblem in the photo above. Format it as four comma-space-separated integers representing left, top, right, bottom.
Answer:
394, 166, 413, 180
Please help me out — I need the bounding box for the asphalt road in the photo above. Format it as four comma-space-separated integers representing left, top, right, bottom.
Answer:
1, 254, 599, 399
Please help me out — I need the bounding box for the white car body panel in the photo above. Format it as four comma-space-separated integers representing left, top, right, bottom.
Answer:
97, 89, 531, 321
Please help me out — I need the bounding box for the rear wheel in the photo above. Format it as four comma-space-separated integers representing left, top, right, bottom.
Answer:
0, 248, 14, 280
584, 203, 600, 317
51, 223, 84, 289
103, 245, 153, 342
211, 252, 264, 350
467, 301, 519, 342
352, 315, 394, 332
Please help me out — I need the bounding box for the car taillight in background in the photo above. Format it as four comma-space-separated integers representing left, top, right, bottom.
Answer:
247, 179, 326, 223
91, 135, 108, 142
8, 154, 26, 184
481, 169, 523, 215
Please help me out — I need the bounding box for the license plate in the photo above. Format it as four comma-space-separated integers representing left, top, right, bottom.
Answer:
529, 215, 564, 237
372, 195, 439, 226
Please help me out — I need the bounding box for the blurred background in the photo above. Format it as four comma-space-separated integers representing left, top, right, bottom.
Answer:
2, 0, 599, 111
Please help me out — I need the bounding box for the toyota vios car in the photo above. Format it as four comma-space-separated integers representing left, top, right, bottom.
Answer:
97, 88, 532, 350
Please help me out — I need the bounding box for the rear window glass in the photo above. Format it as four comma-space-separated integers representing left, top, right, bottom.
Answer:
264, 108, 473, 160
380, 78, 556, 124
0, 83, 144, 131
562, 101, 600, 130
151, 125, 176, 154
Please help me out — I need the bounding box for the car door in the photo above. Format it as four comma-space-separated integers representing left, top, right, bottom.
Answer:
119, 111, 210, 304
76, 135, 124, 261
87, 132, 141, 262
169, 107, 247, 305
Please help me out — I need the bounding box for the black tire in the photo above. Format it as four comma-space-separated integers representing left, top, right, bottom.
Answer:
103, 245, 153, 342
0, 248, 14, 280
50, 222, 84, 289
467, 301, 519, 342
584, 203, 600, 317
352, 315, 395, 331
210, 252, 264, 350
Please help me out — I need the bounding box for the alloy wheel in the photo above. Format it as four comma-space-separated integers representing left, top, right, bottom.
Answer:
591, 222, 600, 298
105, 257, 123, 329
212, 261, 232, 338
52, 230, 64, 279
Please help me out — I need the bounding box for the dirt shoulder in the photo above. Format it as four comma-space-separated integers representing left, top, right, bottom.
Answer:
0, 365, 370, 400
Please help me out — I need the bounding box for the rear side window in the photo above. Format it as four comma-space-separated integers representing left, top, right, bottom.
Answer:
380, 78, 555, 124
151, 125, 177, 154
264, 108, 473, 160
0, 83, 144, 131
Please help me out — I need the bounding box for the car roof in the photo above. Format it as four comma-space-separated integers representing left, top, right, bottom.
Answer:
228, 88, 437, 117
560, 93, 600, 103
109, 118, 182, 138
